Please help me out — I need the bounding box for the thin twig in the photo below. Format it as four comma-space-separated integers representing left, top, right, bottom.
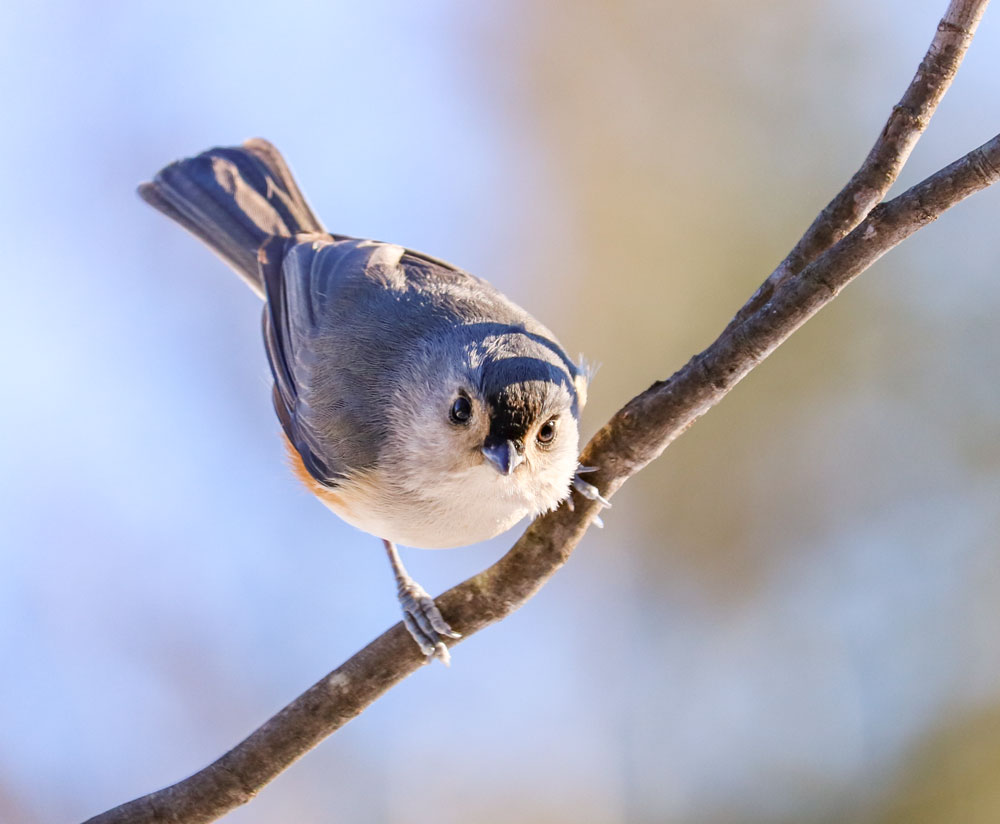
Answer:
732, 0, 987, 324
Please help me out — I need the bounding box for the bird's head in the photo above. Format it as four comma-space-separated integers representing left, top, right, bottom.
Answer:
388, 324, 587, 518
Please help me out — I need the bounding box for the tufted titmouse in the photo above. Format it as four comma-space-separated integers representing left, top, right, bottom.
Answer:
139, 139, 607, 663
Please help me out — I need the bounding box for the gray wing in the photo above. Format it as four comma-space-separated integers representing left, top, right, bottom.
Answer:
260, 234, 450, 486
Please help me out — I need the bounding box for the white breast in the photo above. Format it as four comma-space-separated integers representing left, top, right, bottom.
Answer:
320, 461, 547, 549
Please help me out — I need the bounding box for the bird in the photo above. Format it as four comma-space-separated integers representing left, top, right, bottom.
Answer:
138, 139, 608, 663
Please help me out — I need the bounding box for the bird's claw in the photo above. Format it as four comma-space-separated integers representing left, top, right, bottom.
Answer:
568, 465, 611, 528
397, 579, 461, 666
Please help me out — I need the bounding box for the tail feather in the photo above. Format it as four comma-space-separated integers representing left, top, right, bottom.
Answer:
138, 139, 324, 297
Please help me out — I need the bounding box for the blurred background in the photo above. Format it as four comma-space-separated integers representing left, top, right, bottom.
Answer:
1, 0, 999, 822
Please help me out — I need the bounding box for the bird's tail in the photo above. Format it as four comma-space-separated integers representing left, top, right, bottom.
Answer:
138, 138, 324, 298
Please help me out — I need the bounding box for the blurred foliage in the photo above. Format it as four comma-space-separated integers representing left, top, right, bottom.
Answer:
866, 703, 1000, 824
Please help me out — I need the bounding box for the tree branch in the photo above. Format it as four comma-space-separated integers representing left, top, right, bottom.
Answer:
733, 0, 987, 324
83, 3, 995, 822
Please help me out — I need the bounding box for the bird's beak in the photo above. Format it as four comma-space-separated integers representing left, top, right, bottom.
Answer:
481, 439, 524, 476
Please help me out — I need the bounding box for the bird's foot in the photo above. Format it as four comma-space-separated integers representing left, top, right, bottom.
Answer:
397, 578, 461, 666
383, 539, 461, 665
569, 465, 612, 528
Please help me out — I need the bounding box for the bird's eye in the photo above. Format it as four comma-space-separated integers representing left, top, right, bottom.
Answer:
449, 395, 472, 425
536, 417, 558, 445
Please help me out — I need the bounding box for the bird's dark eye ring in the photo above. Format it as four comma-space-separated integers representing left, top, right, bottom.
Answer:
536, 417, 558, 444
449, 395, 472, 425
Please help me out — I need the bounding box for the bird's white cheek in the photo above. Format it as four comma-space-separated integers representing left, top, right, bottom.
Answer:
389, 422, 481, 488
529, 438, 580, 512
